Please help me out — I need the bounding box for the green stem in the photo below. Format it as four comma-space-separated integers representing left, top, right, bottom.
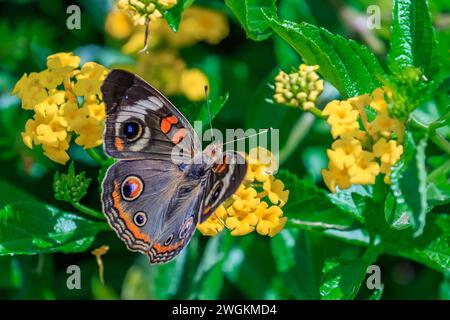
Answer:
71, 201, 104, 220
429, 109, 450, 132
410, 116, 450, 154
86, 148, 105, 166
279, 113, 315, 164
409, 116, 428, 132
430, 133, 450, 154
307, 106, 327, 120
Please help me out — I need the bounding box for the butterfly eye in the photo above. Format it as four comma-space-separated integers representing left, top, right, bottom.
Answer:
211, 182, 223, 203
122, 121, 142, 141
133, 211, 147, 227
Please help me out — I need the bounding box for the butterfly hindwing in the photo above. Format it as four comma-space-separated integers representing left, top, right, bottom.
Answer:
101, 158, 203, 263
199, 151, 247, 223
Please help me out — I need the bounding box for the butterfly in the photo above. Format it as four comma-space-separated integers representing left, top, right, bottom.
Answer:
100, 69, 247, 264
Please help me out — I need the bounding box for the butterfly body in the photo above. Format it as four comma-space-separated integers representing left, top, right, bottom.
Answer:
101, 70, 246, 264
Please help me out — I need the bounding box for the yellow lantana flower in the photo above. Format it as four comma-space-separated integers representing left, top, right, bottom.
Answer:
196, 205, 227, 237
105, 10, 134, 39
322, 100, 359, 139
13, 73, 48, 110
179, 69, 209, 101
106, 5, 228, 102
254, 202, 287, 237
197, 147, 289, 238
13, 52, 108, 164
117, 0, 177, 25
322, 162, 351, 193
262, 176, 289, 207
47, 52, 80, 74
73, 62, 108, 98
373, 138, 403, 166
347, 151, 380, 185
327, 136, 363, 171
321, 87, 405, 192
246, 146, 278, 182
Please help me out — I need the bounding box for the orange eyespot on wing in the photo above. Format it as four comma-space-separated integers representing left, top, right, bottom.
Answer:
121, 176, 144, 201
112, 180, 151, 243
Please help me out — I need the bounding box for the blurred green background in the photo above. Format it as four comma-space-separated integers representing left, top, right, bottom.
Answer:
0, 0, 449, 299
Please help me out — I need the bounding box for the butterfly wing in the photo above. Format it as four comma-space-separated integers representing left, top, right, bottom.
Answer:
101, 69, 200, 162
199, 151, 247, 223
101, 159, 203, 263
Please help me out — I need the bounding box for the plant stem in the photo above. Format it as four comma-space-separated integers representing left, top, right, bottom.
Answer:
86, 148, 105, 166
71, 201, 104, 220
430, 133, 450, 154
409, 116, 428, 132
429, 109, 450, 132
279, 113, 315, 164
307, 106, 327, 119
410, 116, 450, 154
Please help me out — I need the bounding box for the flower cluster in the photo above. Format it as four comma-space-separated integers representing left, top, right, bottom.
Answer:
273, 64, 324, 111
197, 147, 289, 237
321, 88, 405, 192
105, 5, 229, 101
116, 0, 177, 25
53, 162, 91, 203
13, 52, 108, 164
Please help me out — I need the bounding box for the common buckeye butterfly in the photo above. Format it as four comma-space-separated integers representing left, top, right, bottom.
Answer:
100, 70, 246, 264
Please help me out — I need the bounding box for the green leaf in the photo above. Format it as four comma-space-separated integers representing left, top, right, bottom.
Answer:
384, 214, 450, 272
263, 11, 384, 97
190, 233, 233, 299
368, 284, 384, 300
278, 170, 357, 231
390, 131, 428, 236
319, 246, 381, 300
0, 257, 22, 289
223, 237, 282, 299
195, 94, 229, 128
384, 192, 412, 230
427, 181, 450, 211
225, 0, 276, 41
0, 179, 107, 255
163, 0, 194, 32
427, 157, 450, 211
149, 244, 189, 299
388, 0, 441, 79
179, 94, 229, 132
439, 271, 450, 300
271, 229, 322, 299
327, 185, 371, 224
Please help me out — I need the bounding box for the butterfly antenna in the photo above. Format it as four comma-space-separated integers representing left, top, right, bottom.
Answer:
214, 212, 230, 230
139, 17, 150, 53
205, 85, 215, 142
221, 127, 273, 147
